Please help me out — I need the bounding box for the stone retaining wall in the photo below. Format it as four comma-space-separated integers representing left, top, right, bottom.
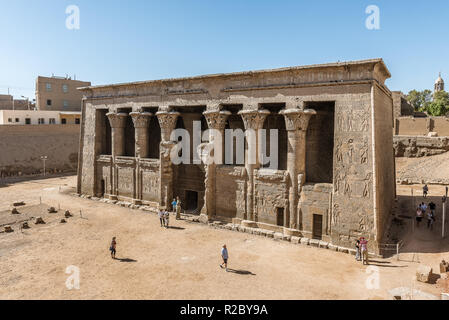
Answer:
394, 136, 449, 158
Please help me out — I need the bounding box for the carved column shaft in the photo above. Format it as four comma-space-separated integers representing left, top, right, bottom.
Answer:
200, 110, 231, 221
239, 109, 270, 222
281, 109, 316, 230
107, 113, 128, 157
156, 111, 180, 208
131, 112, 153, 158
130, 112, 153, 204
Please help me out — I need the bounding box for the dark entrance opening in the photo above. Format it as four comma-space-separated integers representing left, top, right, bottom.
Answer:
100, 179, 105, 197
305, 101, 335, 183
185, 190, 199, 212
276, 207, 284, 227
312, 214, 323, 240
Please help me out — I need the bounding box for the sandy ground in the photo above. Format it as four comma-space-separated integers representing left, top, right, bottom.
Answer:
396, 151, 449, 184
0, 175, 448, 300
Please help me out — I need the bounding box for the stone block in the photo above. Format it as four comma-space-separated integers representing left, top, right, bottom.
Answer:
265, 231, 275, 238
291, 236, 301, 244
337, 247, 349, 253
35, 217, 46, 225
319, 241, 329, 249
4, 226, 13, 233
300, 237, 310, 245
283, 235, 291, 242
309, 239, 320, 247
274, 232, 284, 241
328, 244, 338, 251
416, 265, 433, 283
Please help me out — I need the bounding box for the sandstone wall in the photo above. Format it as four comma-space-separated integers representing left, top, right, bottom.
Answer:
395, 117, 449, 136
394, 136, 449, 157
0, 124, 80, 176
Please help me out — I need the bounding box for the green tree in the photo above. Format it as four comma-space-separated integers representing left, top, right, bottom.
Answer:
407, 89, 433, 111
426, 91, 449, 116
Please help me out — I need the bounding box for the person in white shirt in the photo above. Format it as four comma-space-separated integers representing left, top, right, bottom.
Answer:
158, 209, 165, 227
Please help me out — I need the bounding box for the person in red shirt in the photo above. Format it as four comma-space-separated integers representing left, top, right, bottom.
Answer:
359, 237, 369, 265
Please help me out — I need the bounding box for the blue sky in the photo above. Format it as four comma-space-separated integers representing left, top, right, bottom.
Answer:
0, 0, 448, 99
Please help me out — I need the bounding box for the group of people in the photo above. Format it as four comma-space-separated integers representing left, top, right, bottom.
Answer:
416, 201, 436, 230
355, 237, 369, 265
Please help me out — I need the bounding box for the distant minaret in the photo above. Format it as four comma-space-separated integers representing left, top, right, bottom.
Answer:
435, 72, 445, 93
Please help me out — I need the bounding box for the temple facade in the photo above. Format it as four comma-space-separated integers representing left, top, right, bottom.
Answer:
77, 59, 396, 253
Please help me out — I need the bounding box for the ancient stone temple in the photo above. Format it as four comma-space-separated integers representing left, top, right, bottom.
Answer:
77, 59, 396, 253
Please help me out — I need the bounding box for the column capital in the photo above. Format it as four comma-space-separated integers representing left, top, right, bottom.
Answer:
203, 110, 231, 130
238, 109, 270, 130
106, 112, 128, 128
130, 112, 153, 128
156, 111, 180, 141
280, 109, 316, 131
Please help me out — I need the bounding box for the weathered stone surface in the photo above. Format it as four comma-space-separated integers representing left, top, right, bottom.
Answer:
290, 236, 301, 244
35, 217, 46, 225
13, 201, 25, 207
337, 247, 349, 253
274, 232, 284, 241
416, 265, 433, 283
309, 239, 320, 247
300, 238, 310, 245
319, 241, 329, 249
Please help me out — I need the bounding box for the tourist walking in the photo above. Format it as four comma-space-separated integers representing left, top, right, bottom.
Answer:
427, 210, 435, 230
159, 209, 165, 227
171, 198, 177, 214
360, 237, 369, 265
423, 184, 429, 198
420, 202, 427, 215
176, 196, 182, 220
429, 201, 436, 216
355, 239, 361, 261
164, 209, 170, 228
220, 244, 229, 272
110, 237, 117, 259
416, 207, 423, 228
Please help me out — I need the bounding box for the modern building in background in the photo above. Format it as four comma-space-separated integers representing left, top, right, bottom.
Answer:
0, 110, 81, 125
0, 94, 34, 110
35, 75, 91, 111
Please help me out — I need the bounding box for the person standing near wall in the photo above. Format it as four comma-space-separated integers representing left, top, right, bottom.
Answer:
176, 196, 182, 220
360, 237, 369, 265
423, 184, 429, 198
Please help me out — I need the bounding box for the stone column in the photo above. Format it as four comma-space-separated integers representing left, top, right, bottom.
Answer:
107, 112, 127, 200
238, 109, 270, 225
130, 112, 153, 158
130, 112, 153, 204
156, 111, 180, 209
199, 110, 231, 223
107, 112, 128, 157
280, 108, 316, 235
